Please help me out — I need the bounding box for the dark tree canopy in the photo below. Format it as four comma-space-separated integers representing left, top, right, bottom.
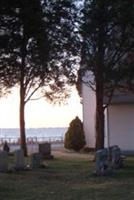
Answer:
0, 0, 80, 155
0, 0, 81, 101
80, 0, 134, 95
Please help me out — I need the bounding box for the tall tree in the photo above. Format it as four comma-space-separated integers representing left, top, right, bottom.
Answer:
0, 0, 49, 156
0, 0, 79, 156
79, 0, 134, 150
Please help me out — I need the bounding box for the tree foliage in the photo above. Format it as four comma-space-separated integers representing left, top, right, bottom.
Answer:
0, 0, 80, 100
80, 0, 134, 93
0, 0, 80, 155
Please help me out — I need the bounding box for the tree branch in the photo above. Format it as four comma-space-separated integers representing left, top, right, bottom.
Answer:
25, 84, 42, 104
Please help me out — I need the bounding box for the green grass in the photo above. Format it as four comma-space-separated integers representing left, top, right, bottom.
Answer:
0, 155, 134, 200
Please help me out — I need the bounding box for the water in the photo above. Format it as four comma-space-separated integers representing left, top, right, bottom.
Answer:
0, 127, 67, 139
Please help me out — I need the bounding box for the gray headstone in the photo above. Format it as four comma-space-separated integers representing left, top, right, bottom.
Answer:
14, 149, 25, 170
0, 151, 8, 172
30, 153, 42, 168
95, 148, 109, 175
111, 145, 123, 168
39, 143, 51, 156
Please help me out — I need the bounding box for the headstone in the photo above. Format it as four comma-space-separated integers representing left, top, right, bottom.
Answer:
39, 143, 51, 155
0, 151, 8, 172
111, 145, 124, 169
94, 148, 111, 176
39, 143, 53, 159
14, 149, 25, 170
30, 153, 42, 168
3, 141, 10, 153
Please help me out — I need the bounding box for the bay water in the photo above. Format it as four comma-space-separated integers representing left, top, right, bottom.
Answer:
0, 127, 67, 139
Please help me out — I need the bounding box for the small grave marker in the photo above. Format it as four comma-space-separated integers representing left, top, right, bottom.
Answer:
0, 151, 8, 172
14, 149, 25, 170
95, 148, 109, 175
39, 143, 53, 159
111, 145, 124, 169
30, 153, 42, 168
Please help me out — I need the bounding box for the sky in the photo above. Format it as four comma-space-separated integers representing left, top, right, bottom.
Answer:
0, 87, 82, 128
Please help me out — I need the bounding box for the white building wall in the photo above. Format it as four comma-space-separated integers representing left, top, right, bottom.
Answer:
108, 104, 134, 151
82, 84, 96, 148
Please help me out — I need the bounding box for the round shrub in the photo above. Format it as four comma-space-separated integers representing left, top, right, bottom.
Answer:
64, 116, 85, 151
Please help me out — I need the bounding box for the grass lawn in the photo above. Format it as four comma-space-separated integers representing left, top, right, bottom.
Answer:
0, 152, 134, 200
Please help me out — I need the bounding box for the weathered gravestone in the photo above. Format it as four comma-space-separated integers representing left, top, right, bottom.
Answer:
0, 151, 8, 172
14, 149, 25, 170
30, 153, 42, 168
3, 141, 10, 153
94, 148, 112, 176
111, 145, 124, 169
39, 143, 53, 159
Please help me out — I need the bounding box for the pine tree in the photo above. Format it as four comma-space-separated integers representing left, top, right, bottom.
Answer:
64, 117, 85, 151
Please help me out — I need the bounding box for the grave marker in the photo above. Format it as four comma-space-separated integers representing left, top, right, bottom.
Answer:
39, 143, 53, 159
14, 149, 25, 170
0, 151, 8, 172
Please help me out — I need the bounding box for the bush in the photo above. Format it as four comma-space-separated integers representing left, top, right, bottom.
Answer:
64, 116, 85, 151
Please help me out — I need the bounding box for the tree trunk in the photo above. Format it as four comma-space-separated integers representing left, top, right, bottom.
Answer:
95, 23, 105, 150
95, 98, 104, 151
19, 35, 27, 156
19, 84, 27, 156
95, 68, 105, 150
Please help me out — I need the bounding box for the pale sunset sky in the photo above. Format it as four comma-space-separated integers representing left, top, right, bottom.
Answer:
0, 87, 82, 128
